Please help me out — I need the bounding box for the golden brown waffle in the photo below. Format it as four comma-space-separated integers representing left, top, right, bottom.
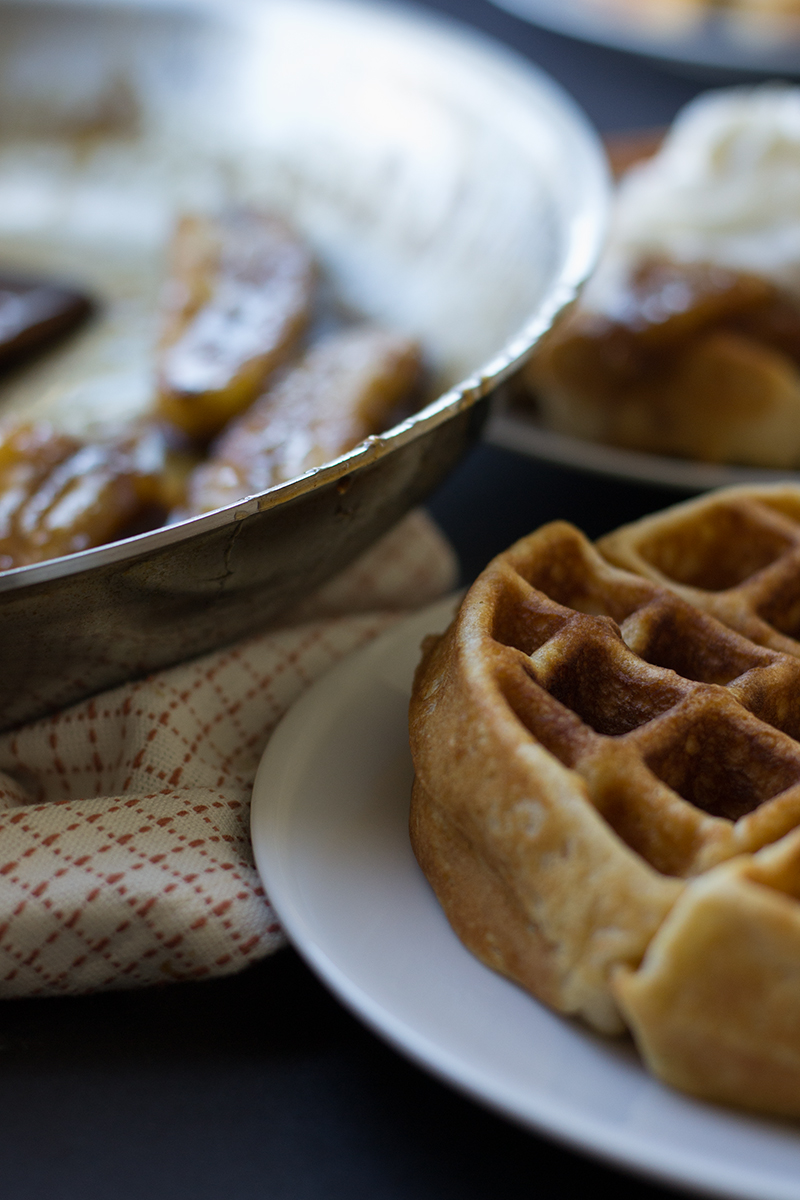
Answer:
409, 517, 800, 1115
598, 484, 800, 658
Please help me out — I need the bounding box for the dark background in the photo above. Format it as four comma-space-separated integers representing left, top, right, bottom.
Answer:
0, 3, 745, 1198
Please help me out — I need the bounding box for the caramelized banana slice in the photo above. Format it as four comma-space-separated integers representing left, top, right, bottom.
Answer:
0, 421, 173, 569
156, 211, 316, 440
0, 274, 92, 368
532, 258, 775, 402
527, 257, 800, 465
185, 325, 422, 514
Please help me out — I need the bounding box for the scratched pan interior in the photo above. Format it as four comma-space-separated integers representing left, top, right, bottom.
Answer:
0, 0, 608, 730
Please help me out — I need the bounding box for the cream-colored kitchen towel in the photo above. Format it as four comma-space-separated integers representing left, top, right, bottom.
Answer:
0, 510, 457, 997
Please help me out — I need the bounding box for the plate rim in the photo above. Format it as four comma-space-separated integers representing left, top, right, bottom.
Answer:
485, 403, 800, 494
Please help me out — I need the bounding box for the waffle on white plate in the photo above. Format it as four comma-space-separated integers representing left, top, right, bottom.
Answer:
410, 485, 800, 1116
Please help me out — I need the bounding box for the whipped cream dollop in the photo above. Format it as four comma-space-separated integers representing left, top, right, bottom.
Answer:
605, 84, 800, 296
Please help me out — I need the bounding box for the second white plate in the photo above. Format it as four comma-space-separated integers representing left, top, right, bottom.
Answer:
250, 596, 800, 1200
492, 0, 800, 75
484, 403, 800, 493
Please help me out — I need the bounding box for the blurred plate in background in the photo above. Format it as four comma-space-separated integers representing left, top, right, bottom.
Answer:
485, 395, 800, 494
492, 0, 800, 75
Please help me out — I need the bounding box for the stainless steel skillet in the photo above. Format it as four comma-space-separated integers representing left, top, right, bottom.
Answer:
0, 0, 609, 728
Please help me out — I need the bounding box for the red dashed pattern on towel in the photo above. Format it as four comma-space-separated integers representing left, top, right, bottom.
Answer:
0, 511, 457, 997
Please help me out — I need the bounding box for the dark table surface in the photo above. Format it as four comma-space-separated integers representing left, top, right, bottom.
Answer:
1, 3, 756, 1198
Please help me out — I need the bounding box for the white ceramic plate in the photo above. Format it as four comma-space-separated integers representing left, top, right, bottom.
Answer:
251, 597, 800, 1200
492, 0, 800, 75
